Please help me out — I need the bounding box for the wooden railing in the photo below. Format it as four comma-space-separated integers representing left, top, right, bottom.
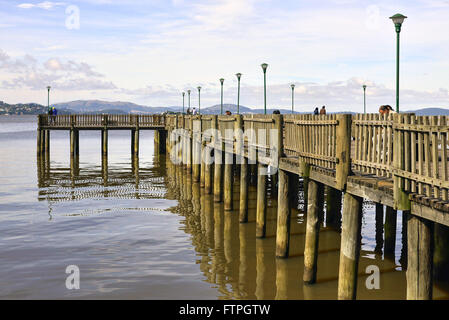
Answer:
242, 114, 282, 161
393, 114, 449, 202
283, 114, 339, 171
351, 113, 394, 178
38, 114, 165, 128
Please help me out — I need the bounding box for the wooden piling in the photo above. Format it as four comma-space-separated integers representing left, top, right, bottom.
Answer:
325, 186, 342, 228
337, 192, 363, 300
192, 130, 201, 182
434, 223, 449, 284
239, 156, 249, 223
407, 214, 434, 300
205, 146, 213, 194
44, 130, 50, 155
375, 203, 384, 255
256, 164, 268, 238
133, 129, 139, 158
102, 129, 108, 157
384, 206, 397, 259
303, 179, 324, 284
224, 150, 233, 211
37, 129, 42, 155
275, 169, 290, 258
200, 142, 206, 187
214, 147, 223, 203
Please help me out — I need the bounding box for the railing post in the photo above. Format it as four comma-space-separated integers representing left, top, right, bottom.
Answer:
335, 114, 352, 191
393, 113, 411, 210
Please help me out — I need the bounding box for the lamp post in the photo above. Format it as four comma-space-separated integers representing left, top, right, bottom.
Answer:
236, 73, 242, 114
197, 86, 201, 114
390, 13, 407, 113
290, 84, 295, 114
47, 86, 51, 112
261, 63, 268, 115
182, 92, 185, 114
363, 85, 367, 114
220, 78, 224, 115
187, 90, 191, 112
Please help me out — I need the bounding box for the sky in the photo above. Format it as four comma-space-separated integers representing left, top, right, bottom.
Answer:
1, 0, 449, 112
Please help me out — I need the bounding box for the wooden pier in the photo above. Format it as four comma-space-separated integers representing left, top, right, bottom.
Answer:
37, 112, 449, 300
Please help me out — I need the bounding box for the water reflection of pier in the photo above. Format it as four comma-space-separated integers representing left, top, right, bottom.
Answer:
36, 154, 167, 204
163, 157, 449, 300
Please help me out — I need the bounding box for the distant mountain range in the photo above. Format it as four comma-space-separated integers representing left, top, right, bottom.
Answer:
1, 99, 448, 116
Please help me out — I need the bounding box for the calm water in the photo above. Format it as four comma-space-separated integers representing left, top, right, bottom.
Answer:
0, 115, 448, 299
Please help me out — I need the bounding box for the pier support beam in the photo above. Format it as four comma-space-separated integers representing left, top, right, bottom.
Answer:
338, 192, 363, 300
384, 206, 397, 259
44, 130, 50, 155
131, 129, 139, 159
205, 146, 213, 194
70, 129, 79, 164
276, 169, 290, 258
434, 223, 449, 284
303, 179, 324, 284
224, 150, 233, 211
187, 135, 192, 173
101, 129, 108, 158
213, 147, 223, 202
256, 164, 268, 238
407, 214, 434, 300
37, 129, 42, 155
200, 143, 206, 187
192, 136, 201, 182
239, 157, 249, 223
154, 130, 167, 155
325, 186, 342, 228
375, 203, 384, 255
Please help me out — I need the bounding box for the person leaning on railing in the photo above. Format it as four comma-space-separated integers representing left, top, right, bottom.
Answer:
379, 105, 396, 115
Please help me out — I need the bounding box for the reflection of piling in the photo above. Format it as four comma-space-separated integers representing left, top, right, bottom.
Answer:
275, 259, 289, 300
303, 180, 324, 284
255, 239, 267, 299
256, 164, 268, 238
337, 193, 362, 300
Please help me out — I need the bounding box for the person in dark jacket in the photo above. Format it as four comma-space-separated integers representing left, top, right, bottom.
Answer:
313, 107, 319, 115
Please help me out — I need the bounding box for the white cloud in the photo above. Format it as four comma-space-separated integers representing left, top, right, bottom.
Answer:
17, 2, 66, 10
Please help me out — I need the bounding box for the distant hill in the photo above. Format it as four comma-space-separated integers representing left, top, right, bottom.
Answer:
403, 107, 449, 116
1, 99, 449, 116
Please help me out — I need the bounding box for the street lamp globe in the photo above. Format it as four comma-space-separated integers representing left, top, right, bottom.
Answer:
390, 13, 407, 31
261, 63, 268, 73
236, 73, 242, 80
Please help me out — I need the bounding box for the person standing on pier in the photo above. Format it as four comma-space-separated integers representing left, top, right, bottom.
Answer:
314, 107, 319, 115
320, 106, 326, 115
379, 105, 395, 115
